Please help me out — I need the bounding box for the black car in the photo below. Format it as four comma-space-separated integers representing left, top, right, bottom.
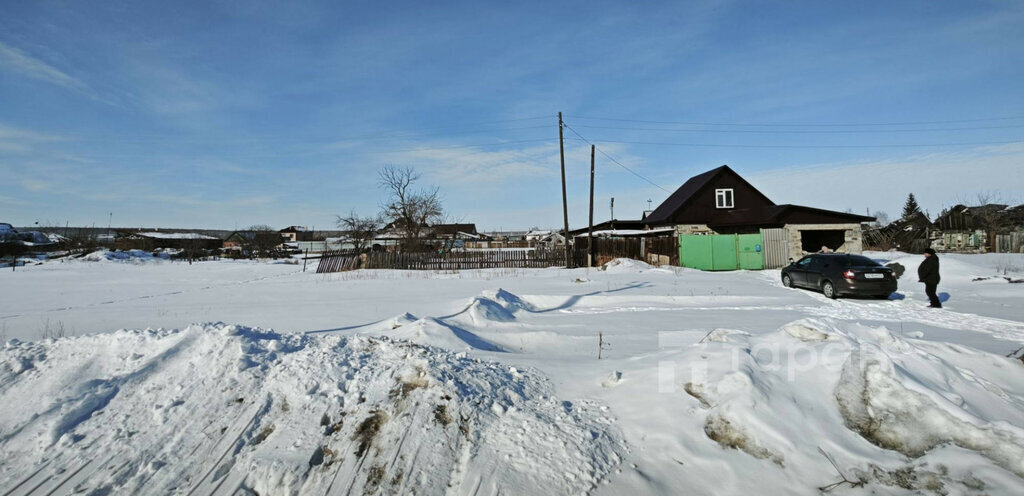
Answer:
781, 254, 896, 299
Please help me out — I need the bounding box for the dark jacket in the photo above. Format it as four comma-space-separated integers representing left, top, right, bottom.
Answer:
917, 255, 940, 284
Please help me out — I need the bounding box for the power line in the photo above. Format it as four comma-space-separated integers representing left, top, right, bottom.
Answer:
321, 124, 550, 147
23, 116, 555, 145
562, 122, 672, 193
360, 136, 561, 153
570, 123, 1024, 134
575, 138, 1024, 149
567, 114, 1024, 128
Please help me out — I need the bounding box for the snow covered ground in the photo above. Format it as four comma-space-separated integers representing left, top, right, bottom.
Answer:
1, 250, 1023, 495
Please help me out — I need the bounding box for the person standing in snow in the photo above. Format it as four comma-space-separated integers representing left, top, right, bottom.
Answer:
917, 248, 941, 308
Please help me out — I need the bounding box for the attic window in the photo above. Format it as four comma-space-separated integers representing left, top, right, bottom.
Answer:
715, 188, 734, 209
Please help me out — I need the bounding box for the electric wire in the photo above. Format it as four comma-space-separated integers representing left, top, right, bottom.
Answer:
561, 122, 672, 193
573, 138, 1023, 149
566, 114, 1024, 128
570, 123, 1024, 134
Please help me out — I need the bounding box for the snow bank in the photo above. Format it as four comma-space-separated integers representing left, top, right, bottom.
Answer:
835, 351, 1024, 477
674, 318, 1024, 493
387, 317, 509, 352
79, 249, 169, 263
781, 320, 831, 341
0, 324, 624, 495
868, 250, 1024, 281
601, 258, 654, 273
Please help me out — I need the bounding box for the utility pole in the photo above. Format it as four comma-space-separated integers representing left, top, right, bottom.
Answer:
558, 112, 571, 268
588, 144, 595, 267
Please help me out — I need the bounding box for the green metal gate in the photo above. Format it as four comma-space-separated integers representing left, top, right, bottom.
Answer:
736, 234, 764, 270
679, 235, 714, 270
679, 233, 764, 271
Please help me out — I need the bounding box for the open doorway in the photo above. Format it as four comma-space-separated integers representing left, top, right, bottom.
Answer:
800, 229, 846, 252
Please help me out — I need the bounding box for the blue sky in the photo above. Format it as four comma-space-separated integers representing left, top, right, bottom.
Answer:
2, 0, 1022, 230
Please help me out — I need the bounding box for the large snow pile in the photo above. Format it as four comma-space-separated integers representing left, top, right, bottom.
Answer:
135, 232, 217, 240
0, 324, 624, 495
601, 258, 656, 274
670, 317, 1024, 493
79, 249, 170, 263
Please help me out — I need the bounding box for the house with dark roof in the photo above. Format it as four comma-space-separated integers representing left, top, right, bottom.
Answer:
644, 165, 873, 257
933, 203, 1024, 253
568, 219, 650, 238
430, 223, 482, 240
279, 226, 314, 242
223, 230, 284, 249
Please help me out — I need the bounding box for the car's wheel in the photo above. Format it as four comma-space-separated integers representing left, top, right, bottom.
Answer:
782, 274, 793, 288
822, 280, 837, 299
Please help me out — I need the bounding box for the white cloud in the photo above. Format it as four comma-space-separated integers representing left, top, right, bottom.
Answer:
19, 179, 50, 192
379, 142, 560, 186
0, 123, 64, 150
0, 41, 91, 93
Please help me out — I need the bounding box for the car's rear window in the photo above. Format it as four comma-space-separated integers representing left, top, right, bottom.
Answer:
843, 255, 881, 267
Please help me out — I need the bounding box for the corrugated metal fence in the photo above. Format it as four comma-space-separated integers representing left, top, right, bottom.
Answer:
761, 228, 789, 269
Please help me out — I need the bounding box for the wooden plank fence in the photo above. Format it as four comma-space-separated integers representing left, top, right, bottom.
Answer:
317, 248, 585, 273
994, 232, 1024, 253
314, 251, 361, 273
589, 236, 678, 267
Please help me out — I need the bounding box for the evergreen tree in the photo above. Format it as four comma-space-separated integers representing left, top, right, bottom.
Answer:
902, 193, 922, 219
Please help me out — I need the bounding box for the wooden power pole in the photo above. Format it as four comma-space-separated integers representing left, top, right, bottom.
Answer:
588, 144, 595, 267
558, 112, 571, 268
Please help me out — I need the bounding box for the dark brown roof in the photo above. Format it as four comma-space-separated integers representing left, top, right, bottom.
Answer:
644, 165, 774, 224
431, 223, 478, 235
568, 219, 646, 236
706, 205, 873, 228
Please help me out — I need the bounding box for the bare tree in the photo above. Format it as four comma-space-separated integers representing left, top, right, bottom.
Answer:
335, 211, 382, 253
971, 191, 1009, 232
871, 210, 890, 227
378, 165, 443, 252
244, 224, 282, 259
945, 191, 1011, 233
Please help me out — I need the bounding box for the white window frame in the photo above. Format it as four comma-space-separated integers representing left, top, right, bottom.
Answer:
715, 188, 734, 209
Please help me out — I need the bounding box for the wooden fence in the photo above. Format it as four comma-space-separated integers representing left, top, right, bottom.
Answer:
994, 232, 1024, 253
317, 248, 585, 273
588, 236, 678, 267
315, 251, 361, 273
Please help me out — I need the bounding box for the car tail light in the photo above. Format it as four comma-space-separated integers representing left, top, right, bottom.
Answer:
843, 270, 856, 280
